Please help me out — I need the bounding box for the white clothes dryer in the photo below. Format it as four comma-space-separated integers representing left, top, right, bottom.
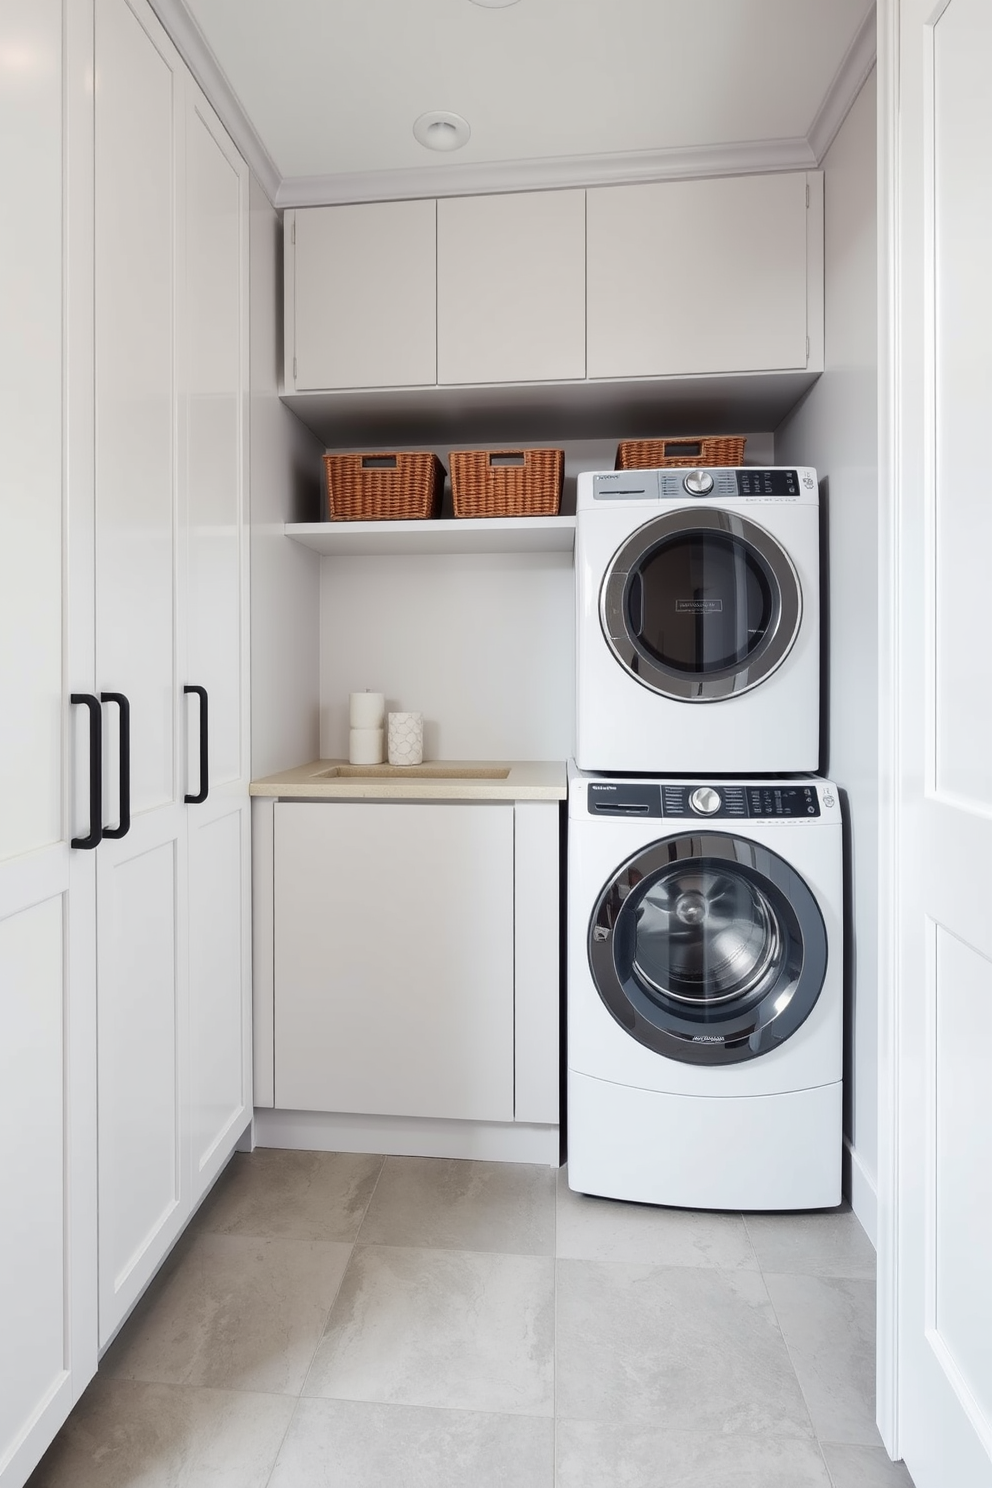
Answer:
566, 764, 843, 1210
575, 465, 820, 774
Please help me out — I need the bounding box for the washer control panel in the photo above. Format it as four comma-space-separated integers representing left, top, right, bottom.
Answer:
587, 782, 822, 819
590, 467, 814, 502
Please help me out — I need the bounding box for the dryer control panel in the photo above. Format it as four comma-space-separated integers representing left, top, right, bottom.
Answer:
587, 782, 823, 819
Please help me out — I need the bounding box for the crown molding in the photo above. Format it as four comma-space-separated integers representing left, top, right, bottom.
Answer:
149, 0, 873, 211
274, 136, 819, 209
807, 2, 877, 163
145, 0, 281, 204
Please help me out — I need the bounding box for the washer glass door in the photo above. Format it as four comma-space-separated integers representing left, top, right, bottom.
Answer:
600, 509, 802, 701
589, 833, 827, 1065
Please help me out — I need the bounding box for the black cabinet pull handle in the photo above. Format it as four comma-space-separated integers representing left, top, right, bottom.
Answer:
184, 685, 209, 804
70, 693, 102, 849
100, 692, 131, 839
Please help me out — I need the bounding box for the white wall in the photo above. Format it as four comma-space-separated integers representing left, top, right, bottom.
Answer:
249, 175, 324, 777
776, 70, 878, 1241
316, 433, 775, 762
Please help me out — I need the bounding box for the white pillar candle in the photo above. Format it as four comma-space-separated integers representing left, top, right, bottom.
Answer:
349, 691, 385, 729
349, 727, 384, 765
387, 712, 424, 766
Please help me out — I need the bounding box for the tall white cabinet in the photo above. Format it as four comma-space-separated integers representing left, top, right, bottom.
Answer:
92, 0, 252, 1348
0, 0, 252, 1478
0, 6, 97, 1482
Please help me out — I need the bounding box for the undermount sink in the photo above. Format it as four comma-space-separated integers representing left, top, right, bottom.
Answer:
313, 764, 511, 781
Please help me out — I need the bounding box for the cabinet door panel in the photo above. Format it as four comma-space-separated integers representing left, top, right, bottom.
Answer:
292, 201, 437, 390
95, 0, 179, 817
97, 823, 186, 1344
274, 802, 514, 1122
185, 96, 248, 792
587, 174, 810, 378
188, 800, 250, 1203
0, 887, 71, 1479
0, 0, 64, 865
437, 190, 586, 385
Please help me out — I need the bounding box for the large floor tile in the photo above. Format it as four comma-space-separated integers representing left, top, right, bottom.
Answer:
765, 1272, 879, 1445
102, 1232, 352, 1395
556, 1258, 813, 1436
556, 1419, 833, 1487
27, 1377, 294, 1488
192, 1149, 384, 1242
821, 1443, 916, 1487
358, 1156, 555, 1255
269, 1398, 554, 1488
557, 1167, 757, 1269
745, 1206, 876, 1280
304, 1244, 555, 1416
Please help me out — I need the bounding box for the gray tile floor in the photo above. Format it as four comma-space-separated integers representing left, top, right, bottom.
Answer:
29, 1151, 916, 1488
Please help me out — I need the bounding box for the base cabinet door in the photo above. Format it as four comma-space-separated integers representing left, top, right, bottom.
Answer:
274, 801, 515, 1121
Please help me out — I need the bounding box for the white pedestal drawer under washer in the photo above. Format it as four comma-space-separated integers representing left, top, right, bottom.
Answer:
566, 765, 843, 1211
574, 466, 820, 774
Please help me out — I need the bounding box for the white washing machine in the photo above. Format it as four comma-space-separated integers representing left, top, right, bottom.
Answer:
575, 465, 820, 774
567, 765, 842, 1210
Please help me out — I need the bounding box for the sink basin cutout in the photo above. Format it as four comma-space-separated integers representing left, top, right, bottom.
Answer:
314, 764, 511, 781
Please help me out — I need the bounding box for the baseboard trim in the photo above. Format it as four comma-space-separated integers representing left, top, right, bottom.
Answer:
253, 1108, 561, 1166
843, 1136, 878, 1249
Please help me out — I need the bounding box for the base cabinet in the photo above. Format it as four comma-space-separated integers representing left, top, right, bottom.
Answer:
259, 795, 561, 1150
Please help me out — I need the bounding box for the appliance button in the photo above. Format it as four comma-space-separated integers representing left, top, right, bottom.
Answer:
683, 469, 715, 496
689, 786, 722, 815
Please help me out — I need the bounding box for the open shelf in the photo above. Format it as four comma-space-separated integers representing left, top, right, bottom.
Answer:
284, 515, 576, 557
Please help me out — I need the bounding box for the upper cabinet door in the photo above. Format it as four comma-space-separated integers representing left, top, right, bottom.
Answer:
587, 173, 814, 379
289, 200, 437, 391
437, 189, 586, 385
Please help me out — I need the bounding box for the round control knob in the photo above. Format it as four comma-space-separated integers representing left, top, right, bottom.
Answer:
683, 469, 714, 496
690, 786, 722, 816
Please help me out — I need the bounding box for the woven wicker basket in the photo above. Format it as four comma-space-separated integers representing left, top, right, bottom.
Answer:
449, 449, 564, 518
616, 436, 747, 470
323, 452, 445, 521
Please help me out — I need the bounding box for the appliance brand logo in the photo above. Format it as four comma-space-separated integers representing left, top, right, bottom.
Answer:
676, 599, 723, 614
691, 1034, 725, 1043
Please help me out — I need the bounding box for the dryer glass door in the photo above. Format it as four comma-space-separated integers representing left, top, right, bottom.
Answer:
600, 509, 802, 701
589, 833, 827, 1066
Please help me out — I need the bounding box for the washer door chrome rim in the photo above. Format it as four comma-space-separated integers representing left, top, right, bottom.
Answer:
588, 833, 828, 1066
599, 508, 803, 702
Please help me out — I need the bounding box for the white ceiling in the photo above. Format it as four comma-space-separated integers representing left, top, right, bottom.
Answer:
156, 0, 876, 205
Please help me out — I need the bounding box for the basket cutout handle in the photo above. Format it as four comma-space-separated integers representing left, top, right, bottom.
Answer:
665, 441, 702, 458
489, 452, 526, 467
361, 455, 398, 469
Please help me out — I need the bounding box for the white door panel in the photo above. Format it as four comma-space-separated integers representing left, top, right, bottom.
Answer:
97, 816, 187, 1343
885, 0, 992, 1482
95, 0, 179, 818
188, 800, 249, 1201
0, 0, 63, 863
0, 885, 69, 1481
185, 98, 247, 792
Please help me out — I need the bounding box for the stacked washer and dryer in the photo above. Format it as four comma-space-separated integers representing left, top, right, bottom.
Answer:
568, 464, 843, 1211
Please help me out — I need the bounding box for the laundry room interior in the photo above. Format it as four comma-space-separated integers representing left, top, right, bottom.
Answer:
10, 1, 987, 1487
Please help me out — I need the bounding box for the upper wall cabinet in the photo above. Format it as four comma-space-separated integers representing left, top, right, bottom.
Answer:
587, 173, 818, 379
281, 173, 823, 441
436, 189, 586, 385
287, 199, 436, 390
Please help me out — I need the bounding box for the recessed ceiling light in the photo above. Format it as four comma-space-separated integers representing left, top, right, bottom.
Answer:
413, 111, 471, 153
469, 0, 521, 7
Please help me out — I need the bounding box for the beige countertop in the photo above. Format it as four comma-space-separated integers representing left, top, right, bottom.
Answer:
249, 759, 567, 802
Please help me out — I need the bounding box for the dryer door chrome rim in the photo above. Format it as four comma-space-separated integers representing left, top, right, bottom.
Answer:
588, 832, 828, 1066
599, 508, 803, 702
